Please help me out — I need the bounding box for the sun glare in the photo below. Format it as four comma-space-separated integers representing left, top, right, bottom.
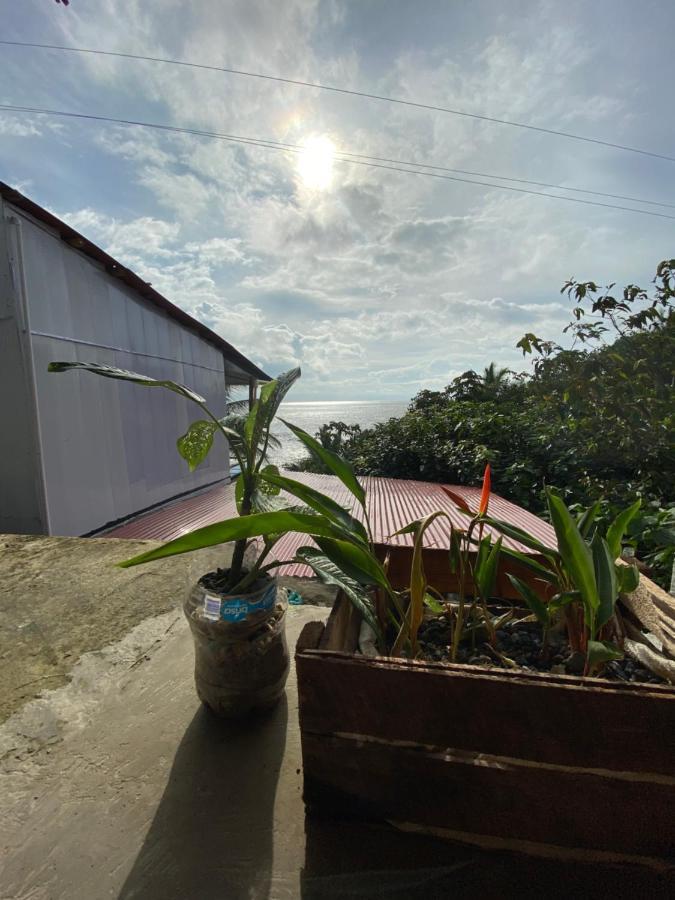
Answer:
297, 135, 336, 190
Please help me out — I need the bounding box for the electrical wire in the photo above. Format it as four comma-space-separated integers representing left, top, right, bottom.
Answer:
2, 38, 675, 164
2, 103, 675, 221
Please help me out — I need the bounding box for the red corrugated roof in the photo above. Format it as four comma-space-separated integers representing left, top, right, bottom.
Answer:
104, 472, 556, 577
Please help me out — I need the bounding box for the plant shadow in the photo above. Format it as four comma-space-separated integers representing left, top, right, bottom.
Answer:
118, 697, 288, 900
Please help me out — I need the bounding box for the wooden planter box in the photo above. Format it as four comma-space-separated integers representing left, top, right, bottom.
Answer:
296, 593, 675, 867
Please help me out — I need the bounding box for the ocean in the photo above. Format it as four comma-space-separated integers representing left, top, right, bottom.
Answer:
270, 400, 407, 467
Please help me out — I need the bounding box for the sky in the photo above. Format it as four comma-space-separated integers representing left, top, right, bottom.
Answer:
1, 0, 674, 400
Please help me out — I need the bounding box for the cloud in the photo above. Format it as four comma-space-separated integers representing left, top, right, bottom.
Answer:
4, 0, 669, 401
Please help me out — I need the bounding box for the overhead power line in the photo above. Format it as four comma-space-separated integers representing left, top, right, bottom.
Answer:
2, 104, 675, 221
2, 38, 675, 164
337, 151, 675, 210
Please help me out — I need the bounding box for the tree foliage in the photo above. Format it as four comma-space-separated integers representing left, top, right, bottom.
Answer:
293, 260, 675, 586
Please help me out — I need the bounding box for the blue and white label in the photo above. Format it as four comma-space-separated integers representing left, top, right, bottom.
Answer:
219, 584, 277, 623
202, 594, 222, 621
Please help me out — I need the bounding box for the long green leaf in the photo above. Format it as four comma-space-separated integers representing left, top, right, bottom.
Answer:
118, 511, 349, 568
499, 545, 559, 584
481, 515, 559, 560
280, 419, 366, 509
577, 501, 601, 538
294, 547, 383, 647
475, 536, 502, 600
507, 574, 550, 627
606, 500, 641, 561
248, 368, 301, 466
261, 472, 368, 544
592, 533, 619, 629
475, 535, 491, 575
177, 420, 217, 471
48, 361, 206, 404
313, 536, 391, 592
404, 511, 450, 654
546, 490, 599, 622
449, 527, 463, 574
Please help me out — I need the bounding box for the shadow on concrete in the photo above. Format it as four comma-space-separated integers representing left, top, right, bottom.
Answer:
118, 698, 288, 900
300, 813, 674, 900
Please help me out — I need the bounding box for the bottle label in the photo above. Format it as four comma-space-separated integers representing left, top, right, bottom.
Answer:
219, 584, 277, 623
203, 594, 222, 621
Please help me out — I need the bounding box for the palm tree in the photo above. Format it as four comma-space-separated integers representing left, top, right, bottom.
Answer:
481, 362, 511, 393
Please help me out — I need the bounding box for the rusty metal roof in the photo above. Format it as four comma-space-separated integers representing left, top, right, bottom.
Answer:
0, 181, 270, 385
104, 472, 556, 577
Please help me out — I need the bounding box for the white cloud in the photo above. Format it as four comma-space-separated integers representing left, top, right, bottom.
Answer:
5, 0, 669, 400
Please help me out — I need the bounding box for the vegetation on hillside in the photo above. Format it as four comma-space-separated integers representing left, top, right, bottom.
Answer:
291, 260, 675, 587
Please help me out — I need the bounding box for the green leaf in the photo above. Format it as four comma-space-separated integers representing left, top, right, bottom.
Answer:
280, 419, 366, 509
616, 562, 640, 595
475, 537, 502, 600
294, 547, 383, 647
577, 501, 601, 538
546, 490, 599, 625
313, 536, 391, 593
423, 593, 445, 614
592, 534, 619, 630
507, 574, 550, 627
118, 510, 349, 568
405, 511, 451, 652
449, 527, 463, 574
261, 471, 368, 543
481, 515, 559, 560
548, 590, 581, 614
587, 640, 623, 671
176, 420, 217, 471
247, 368, 301, 466
606, 500, 642, 561
475, 535, 491, 573
499, 545, 559, 585
48, 361, 206, 404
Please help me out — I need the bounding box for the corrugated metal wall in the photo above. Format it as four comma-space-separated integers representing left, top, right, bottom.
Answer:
0, 208, 46, 534
12, 205, 230, 536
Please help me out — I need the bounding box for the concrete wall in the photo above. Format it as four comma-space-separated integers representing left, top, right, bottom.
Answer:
3, 202, 230, 536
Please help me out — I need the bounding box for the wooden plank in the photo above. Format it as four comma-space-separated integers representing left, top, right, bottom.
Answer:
296, 621, 325, 653
302, 817, 674, 892
301, 732, 675, 862
300, 644, 673, 694
296, 651, 675, 775
319, 592, 359, 652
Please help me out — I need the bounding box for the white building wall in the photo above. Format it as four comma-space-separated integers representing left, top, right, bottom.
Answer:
0, 208, 46, 534
11, 204, 230, 536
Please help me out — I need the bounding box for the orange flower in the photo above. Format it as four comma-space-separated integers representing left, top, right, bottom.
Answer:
478, 463, 491, 516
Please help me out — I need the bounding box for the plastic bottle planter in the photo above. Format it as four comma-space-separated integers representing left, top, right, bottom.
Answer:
183, 575, 290, 718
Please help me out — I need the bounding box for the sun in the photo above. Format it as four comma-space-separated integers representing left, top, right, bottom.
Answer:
297, 135, 336, 190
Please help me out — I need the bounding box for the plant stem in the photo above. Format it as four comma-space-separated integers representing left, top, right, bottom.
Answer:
230, 474, 253, 583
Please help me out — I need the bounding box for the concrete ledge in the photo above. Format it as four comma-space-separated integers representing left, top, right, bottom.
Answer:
0, 534, 235, 722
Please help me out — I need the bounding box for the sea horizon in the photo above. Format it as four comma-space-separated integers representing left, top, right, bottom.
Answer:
273, 398, 408, 465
